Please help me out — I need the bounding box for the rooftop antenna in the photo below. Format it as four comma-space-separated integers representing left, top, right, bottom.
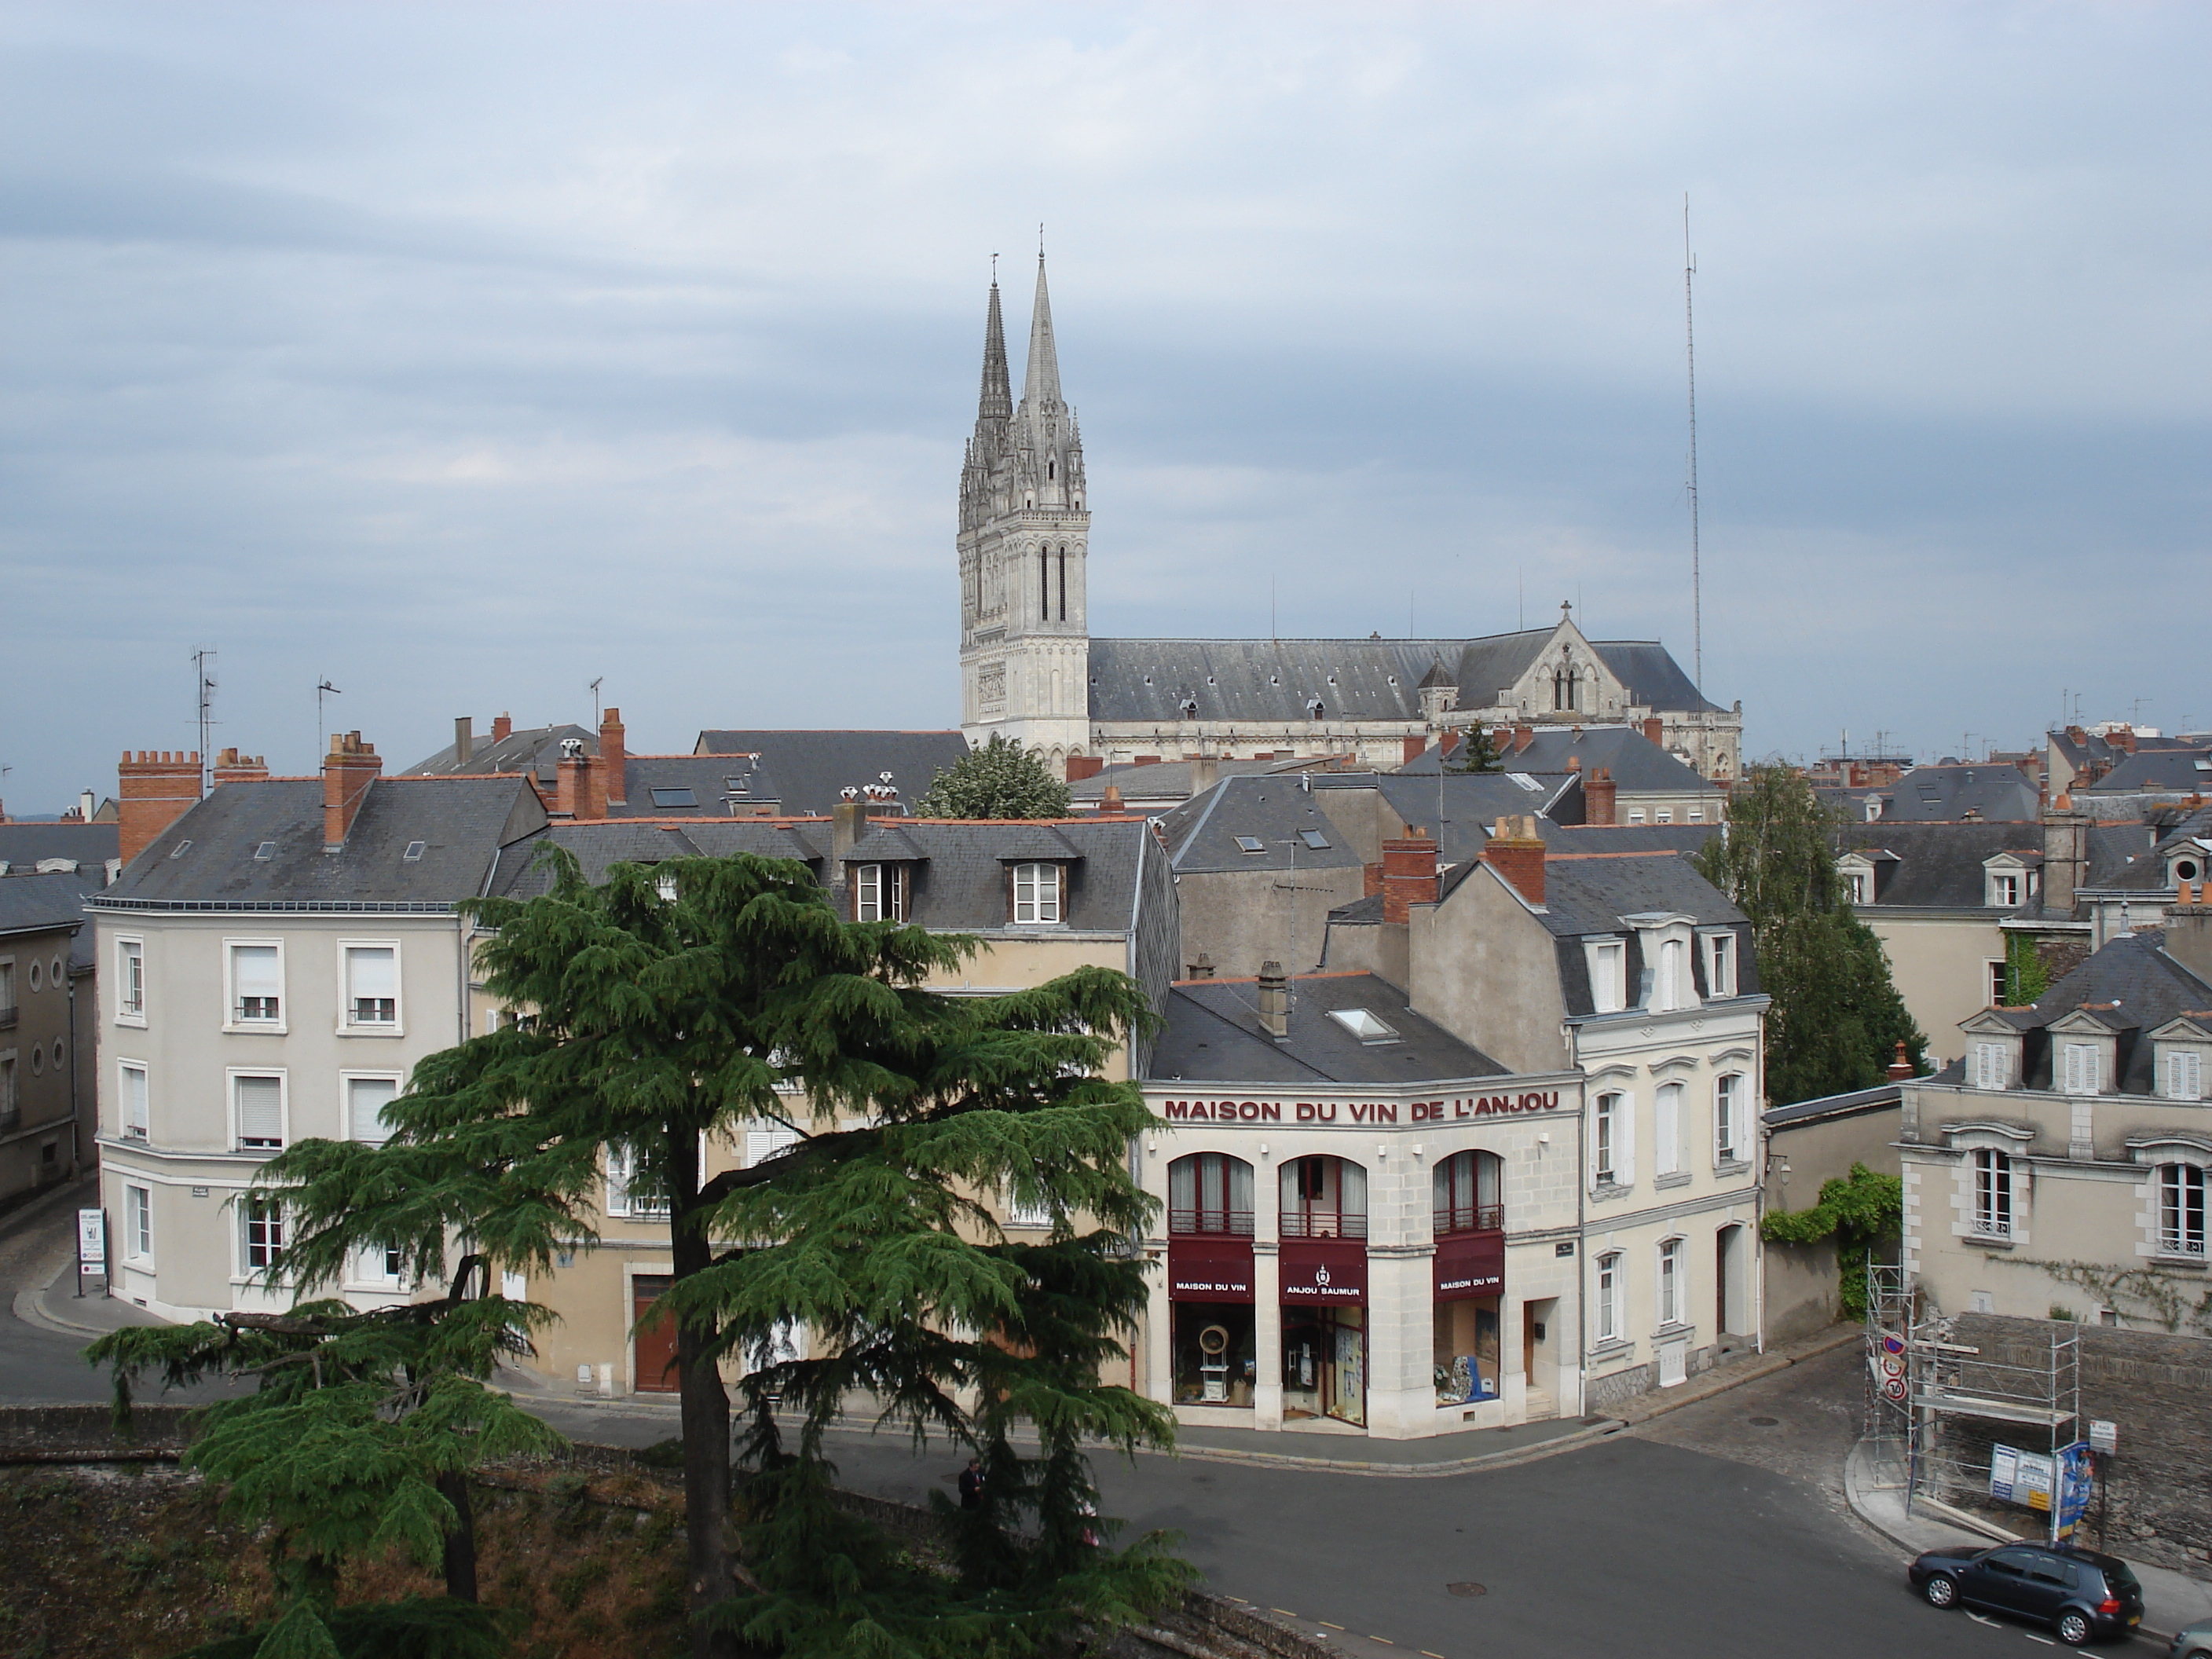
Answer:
1271, 576, 1277, 642
317, 679, 341, 758
192, 647, 218, 794
991, 251, 998, 284
1518, 566, 1525, 632
1683, 192, 1703, 697
590, 676, 603, 728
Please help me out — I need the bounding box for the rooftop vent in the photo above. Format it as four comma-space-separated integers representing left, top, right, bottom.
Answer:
558, 737, 586, 760
403, 840, 427, 862
1327, 1007, 1400, 1044
254, 841, 276, 861
650, 787, 698, 809
1233, 835, 1265, 854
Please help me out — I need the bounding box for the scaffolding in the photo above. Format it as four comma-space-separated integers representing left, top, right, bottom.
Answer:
1904, 1315, 2082, 1544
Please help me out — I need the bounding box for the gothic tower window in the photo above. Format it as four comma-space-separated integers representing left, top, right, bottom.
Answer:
1039, 548, 1048, 617
1057, 547, 1068, 620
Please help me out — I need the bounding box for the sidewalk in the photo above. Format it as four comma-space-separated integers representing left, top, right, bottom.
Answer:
1844, 1439, 2212, 1640
15, 1255, 168, 1341
1612, 1322, 1861, 1426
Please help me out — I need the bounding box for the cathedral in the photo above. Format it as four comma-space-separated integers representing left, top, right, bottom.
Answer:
957, 258, 1741, 781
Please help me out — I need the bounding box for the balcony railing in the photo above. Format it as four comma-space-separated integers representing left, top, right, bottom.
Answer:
2159, 1232, 2207, 1258
1168, 1209, 1254, 1237
1971, 1215, 2012, 1240
1280, 1207, 1367, 1240
1434, 1203, 1504, 1236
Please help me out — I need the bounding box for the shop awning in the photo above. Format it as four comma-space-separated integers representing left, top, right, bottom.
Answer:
1434, 1232, 1504, 1301
1167, 1235, 1254, 1304
1280, 1237, 1365, 1305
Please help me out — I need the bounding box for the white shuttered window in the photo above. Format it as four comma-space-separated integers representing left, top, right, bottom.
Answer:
348, 1076, 399, 1143
236, 1075, 284, 1148
231, 945, 281, 1024
345, 947, 397, 1025
2063, 1043, 2100, 1095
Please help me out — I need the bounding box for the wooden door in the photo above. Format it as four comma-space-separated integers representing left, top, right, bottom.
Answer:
632, 1275, 679, 1393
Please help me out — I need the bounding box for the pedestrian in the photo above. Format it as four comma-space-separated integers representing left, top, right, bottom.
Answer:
958, 1455, 985, 1511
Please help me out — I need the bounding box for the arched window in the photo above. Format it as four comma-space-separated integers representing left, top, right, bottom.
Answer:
1047, 457, 1055, 481
1433, 1150, 1503, 1235
1972, 1148, 2012, 1237
1057, 546, 1067, 620
1280, 1155, 1367, 1239
1552, 668, 1566, 710
1039, 548, 1049, 617
2160, 1163, 2207, 1256
1168, 1152, 1254, 1236
1566, 667, 1580, 711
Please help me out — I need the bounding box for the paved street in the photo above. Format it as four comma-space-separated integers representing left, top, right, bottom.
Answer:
1, 1194, 2181, 1659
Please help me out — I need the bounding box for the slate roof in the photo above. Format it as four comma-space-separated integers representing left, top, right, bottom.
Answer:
490, 820, 828, 897
1158, 776, 1367, 874
0, 871, 97, 966
1085, 630, 1724, 725
1831, 822, 2048, 910
403, 723, 596, 780
686, 731, 972, 817
608, 756, 794, 818
1069, 756, 1314, 805
2080, 746, 2212, 795
1990, 928, 2212, 1095
1851, 763, 2042, 824
1763, 1082, 1905, 1127
1529, 851, 1749, 940
1147, 972, 1507, 1085
0, 822, 120, 878
1397, 725, 1720, 798
1537, 822, 1720, 856
94, 777, 548, 910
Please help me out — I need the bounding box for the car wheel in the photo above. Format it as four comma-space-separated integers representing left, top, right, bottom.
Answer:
2056, 1611, 2092, 1646
1923, 1574, 1958, 1610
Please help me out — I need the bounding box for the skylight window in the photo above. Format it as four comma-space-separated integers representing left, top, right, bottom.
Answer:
1508, 772, 1544, 793
1299, 829, 1331, 850
650, 787, 698, 809
1327, 1007, 1400, 1044
725, 777, 750, 793
403, 840, 427, 862
254, 841, 276, 861
1233, 836, 1265, 854
168, 840, 192, 859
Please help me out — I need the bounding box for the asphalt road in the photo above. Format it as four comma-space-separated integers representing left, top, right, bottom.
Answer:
0, 1181, 135, 1403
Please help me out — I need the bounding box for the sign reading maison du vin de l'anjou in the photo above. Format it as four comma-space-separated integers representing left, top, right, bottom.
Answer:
1159, 1091, 1562, 1126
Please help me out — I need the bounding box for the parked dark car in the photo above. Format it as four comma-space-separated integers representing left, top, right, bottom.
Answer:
1909, 1542, 2144, 1645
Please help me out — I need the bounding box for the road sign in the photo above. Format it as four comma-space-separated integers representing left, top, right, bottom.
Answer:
76, 1208, 105, 1272
2089, 1419, 2118, 1454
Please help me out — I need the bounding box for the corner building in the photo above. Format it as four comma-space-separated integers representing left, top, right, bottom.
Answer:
1137, 972, 1586, 1437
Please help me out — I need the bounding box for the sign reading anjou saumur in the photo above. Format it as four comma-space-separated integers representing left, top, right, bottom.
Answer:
1158, 1090, 1564, 1125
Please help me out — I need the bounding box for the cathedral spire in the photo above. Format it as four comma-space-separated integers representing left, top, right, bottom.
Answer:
976, 275, 1012, 424
1020, 251, 1063, 414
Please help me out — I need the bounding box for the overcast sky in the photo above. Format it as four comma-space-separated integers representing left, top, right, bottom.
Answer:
3, 2, 2207, 810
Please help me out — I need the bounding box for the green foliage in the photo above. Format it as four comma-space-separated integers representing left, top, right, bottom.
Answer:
911, 733, 1072, 819
2014, 1260, 2212, 1335
2004, 932, 2051, 1009
174, 1596, 511, 1659
1445, 727, 1505, 774
1761, 1162, 1903, 1319
1696, 764, 1928, 1103
248, 846, 1186, 1658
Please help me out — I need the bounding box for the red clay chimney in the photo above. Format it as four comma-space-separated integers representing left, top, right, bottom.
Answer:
1482, 814, 1547, 905
555, 745, 606, 820
212, 748, 269, 788
1403, 735, 1426, 766
1643, 716, 1664, 746
1887, 1041, 1915, 1081
599, 707, 627, 806
1512, 725, 1535, 754
118, 749, 203, 866
1586, 766, 1617, 826
323, 733, 382, 850
491, 712, 514, 743
1066, 755, 1104, 782
1381, 833, 1441, 924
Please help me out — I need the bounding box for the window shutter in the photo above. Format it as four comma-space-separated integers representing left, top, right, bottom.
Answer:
2170, 1051, 2202, 1101
236, 1076, 282, 1144
1616, 1090, 1636, 1185
233, 945, 280, 999
605, 1148, 631, 1217
746, 1126, 800, 1166
348, 947, 396, 1001
123, 1066, 149, 1134
348, 1076, 398, 1143
1654, 1085, 1679, 1177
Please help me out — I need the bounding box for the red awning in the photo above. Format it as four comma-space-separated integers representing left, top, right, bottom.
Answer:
1167, 1235, 1254, 1304
1434, 1232, 1504, 1301
1279, 1237, 1366, 1305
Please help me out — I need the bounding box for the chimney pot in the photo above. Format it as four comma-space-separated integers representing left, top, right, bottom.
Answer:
1643, 716, 1664, 746
1887, 1041, 1915, 1081
492, 712, 513, 743
323, 734, 383, 849
1257, 961, 1289, 1039
1481, 814, 1547, 905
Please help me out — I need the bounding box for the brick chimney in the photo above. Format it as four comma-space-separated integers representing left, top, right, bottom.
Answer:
1511, 725, 1535, 754
1257, 961, 1289, 1039
2169, 882, 2212, 986
1886, 1042, 1915, 1081
1483, 814, 1547, 905
1643, 716, 1665, 747
1101, 784, 1123, 813
1066, 755, 1104, 782
1586, 766, 1617, 826
599, 707, 627, 806
555, 743, 606, 821
1381, 833, 1441, 924
322, 733, 382, 851
119, 749, 203, 865
1403, 735, 1427, 766
212, 748, 269, 788
491, 712, 513, 743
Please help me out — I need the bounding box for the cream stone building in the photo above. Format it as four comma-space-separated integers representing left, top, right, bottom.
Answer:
956, 260, 1741, 782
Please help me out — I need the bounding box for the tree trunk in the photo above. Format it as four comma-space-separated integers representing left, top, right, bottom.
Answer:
671, 1120, 739, 1659
438, 1468, 479, 1602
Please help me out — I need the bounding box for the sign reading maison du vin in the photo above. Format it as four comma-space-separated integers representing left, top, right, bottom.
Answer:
1159, 1092, 1562, 1126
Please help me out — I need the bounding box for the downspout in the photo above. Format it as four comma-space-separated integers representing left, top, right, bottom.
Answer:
1570, 1016, 1589, 1419
67, 939, 81, 1178
1753, 1002, 1768, 1355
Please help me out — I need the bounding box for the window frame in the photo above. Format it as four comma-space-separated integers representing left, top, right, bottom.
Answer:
1595, 1251, 1624, 1342
115, 936, 146, 1025
118, 1059, 150, 1140
855, 862, 909, 924
1657, 1236, 1686, 1328
2158, 1163, 2207, 1258
229, 1068, 288, 1152
1972, 1147, 2013, 1236
1989, 871, 2022, 908
222, 938, 287, 1034
342, 1070, 405, 1145
1654, 1081, 1682, 1177
1009, 862, 1063, 926
1585, 939, 1627, 1015
2166, 1049, 2204, 1102
1714, 1073, 1745, 1166
1593, 1090, 1633, 1185
240, 1199, 287, 1276
2062, 1042, 2103, 1096
1702, 931, 1737, 999
125, 1183, 153, 1264
605, 1144, 671, 1221
337, 939, 402, 1035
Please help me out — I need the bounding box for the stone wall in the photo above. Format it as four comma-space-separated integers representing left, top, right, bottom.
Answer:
1931, 1314, 2212, 1573
0, 1403, 192, 1463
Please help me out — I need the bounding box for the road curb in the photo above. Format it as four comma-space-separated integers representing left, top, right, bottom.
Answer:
13, 1258, 116, 1341
1153, 1416, 1628, 1478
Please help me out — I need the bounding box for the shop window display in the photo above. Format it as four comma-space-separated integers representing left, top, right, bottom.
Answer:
1173, 1302, 1257, 1406
1433, 1295, 1500, 1404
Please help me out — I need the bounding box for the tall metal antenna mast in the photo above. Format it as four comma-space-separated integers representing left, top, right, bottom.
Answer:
192, 647, 218, 794
1683, 194, 1703, 696
317, 680, 341, 757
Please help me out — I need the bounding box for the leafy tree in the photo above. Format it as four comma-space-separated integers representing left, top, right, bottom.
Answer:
255, 847, 1189, 1659
86, 1276, 558, 1657
1761, 1161, 1903, 1320
1694, 764, 1927, 1104
911, 733, 1072, 819
1445, 726, 1505, 774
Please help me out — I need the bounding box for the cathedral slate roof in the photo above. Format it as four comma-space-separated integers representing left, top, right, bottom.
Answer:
1085, 630, 1725, 726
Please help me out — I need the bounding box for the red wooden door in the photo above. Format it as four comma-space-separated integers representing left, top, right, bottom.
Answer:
632, 1275, 679, 1393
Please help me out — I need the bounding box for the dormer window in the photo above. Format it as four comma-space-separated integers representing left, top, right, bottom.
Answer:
1845, 870, 1868, 904
1972, 1041, 2012, 1091
1010, 862, 1062, 925
1585, 939, 1627, 1014
2062, 1042, 2103, 1095
855, 862, 908, 923
1703, 932, 1737, 998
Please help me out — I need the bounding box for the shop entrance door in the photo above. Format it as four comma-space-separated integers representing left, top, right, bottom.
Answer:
1282, 1308, 1364, 1426
632, 1275, 679, 1393
1324, 1309, 1366, 1427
